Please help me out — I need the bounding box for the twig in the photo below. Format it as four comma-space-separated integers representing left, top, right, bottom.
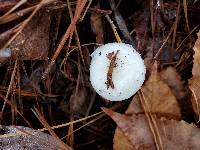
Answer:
67, 0, 85, 66
105, 50, 119, 89
38, 111, 103, 132
42, 0, 88, 79
1, 59, 18, 113
139, 89, 164, 150
172, 0, 180, 49
89, 8, 112, 15
0, 93, 32, 127
32, 107, 72, 150
105, 15, 122, 42
183, 0, 190, 31
175, 25, 199, 52
153, 23, 175, 60
80, 0, 93, 21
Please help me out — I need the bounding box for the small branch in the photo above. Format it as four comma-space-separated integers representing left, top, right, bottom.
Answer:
105, 50, 119, 89
153, 23, 175, 60
105, 15, 122, 43
1, 59, 18, 113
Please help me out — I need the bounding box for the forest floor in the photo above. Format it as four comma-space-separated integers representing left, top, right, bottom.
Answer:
0, 0, 200, 150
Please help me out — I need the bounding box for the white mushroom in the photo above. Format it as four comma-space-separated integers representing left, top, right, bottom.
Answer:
0, 48, 12, 66
90, 43, 146, 101
0, 48, 11, 58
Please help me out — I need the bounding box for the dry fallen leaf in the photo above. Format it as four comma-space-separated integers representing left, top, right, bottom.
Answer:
191, 31, 200, 76
103, 108, 200, 150
190, 77, 200, 120
112, 62, 182, 150
113, 127, 134, 150
0, 125, 72, 150
141, 64, 181, 119
189, 30, 200, 120
126, 62, 181, 119
160, 67, 185, 101
160, 67, 194, 120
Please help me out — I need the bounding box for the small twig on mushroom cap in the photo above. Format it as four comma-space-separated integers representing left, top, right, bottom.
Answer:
105, 50, 119, 89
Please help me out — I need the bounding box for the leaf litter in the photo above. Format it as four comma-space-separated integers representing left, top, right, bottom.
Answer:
103, 31, 200, 149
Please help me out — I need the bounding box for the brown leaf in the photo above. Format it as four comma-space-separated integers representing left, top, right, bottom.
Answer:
191, 30, 200, 77
189, 30, 200, 119
113, 127, 135, 150
9, 9, 51, 60
127, 63, 181, 119
113, 63, 181, 150
190, 76, 200, 120
103, 108, 200, 150
125, 94, 142, 115
160, 67, 194, 120
160, 67, 185, 100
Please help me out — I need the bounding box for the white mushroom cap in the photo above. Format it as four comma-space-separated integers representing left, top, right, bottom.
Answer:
0, 48, 11, 58
90, 43, 146, 101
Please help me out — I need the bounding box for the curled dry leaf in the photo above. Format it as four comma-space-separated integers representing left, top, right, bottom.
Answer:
189, 30, 200, 119
103, 108, 200, 150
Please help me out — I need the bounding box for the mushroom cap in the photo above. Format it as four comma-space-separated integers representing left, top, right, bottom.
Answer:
0, 48, 11, 58
90, 43, 146, 101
